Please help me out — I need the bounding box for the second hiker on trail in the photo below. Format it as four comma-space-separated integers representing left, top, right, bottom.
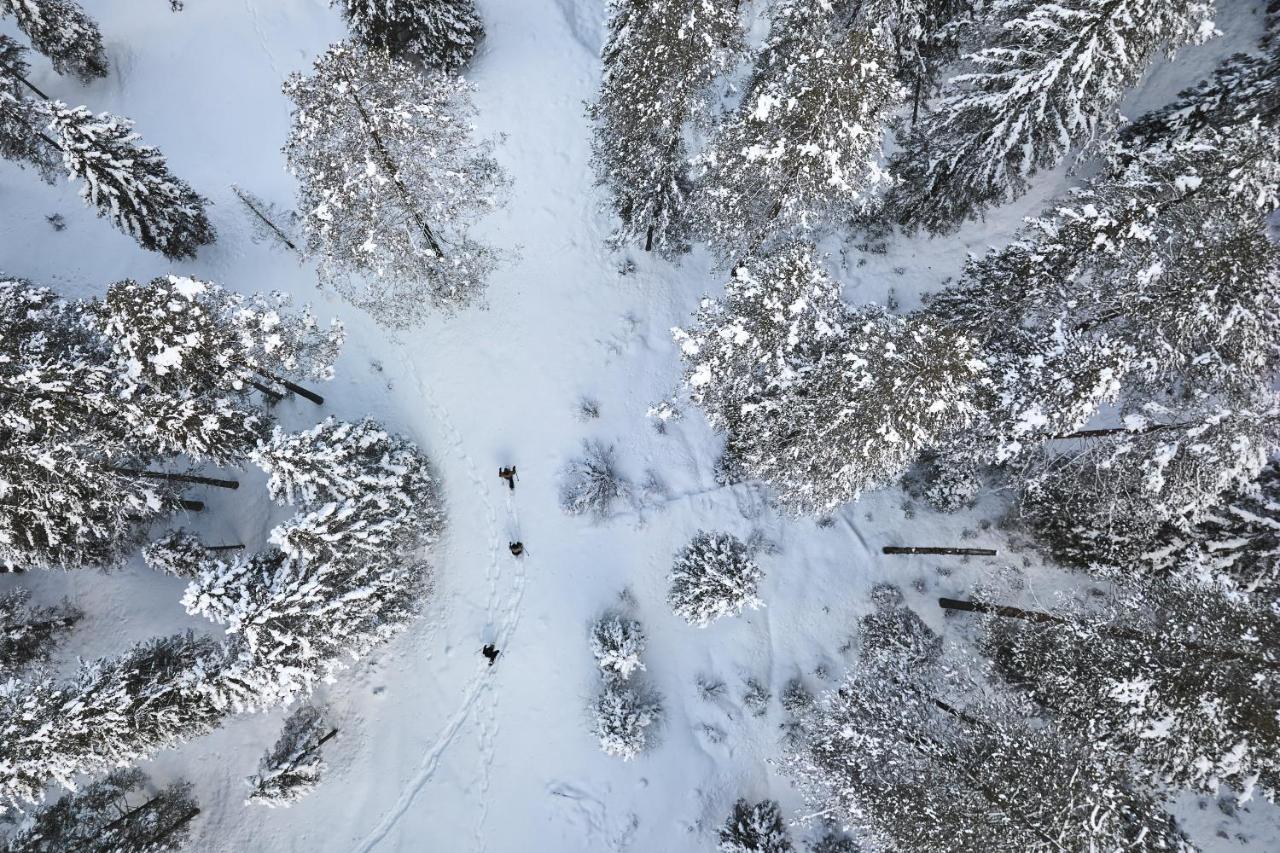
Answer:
499, 466, 517, 490
509, 541, 524, 557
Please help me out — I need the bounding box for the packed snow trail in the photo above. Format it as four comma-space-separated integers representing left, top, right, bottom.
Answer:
351, 354, 526, 853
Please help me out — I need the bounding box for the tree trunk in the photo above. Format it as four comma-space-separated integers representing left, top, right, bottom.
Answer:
1051, 421, 1189, 441
207, 544, 245, 552
179, 499, 205, 512
114, 469, 239, 490
338, 63, 445, 258
883, 546, 997, 556
248, 378, 285, 402
939, 597, 1280, 670
232, 186, 299, 252
258, 369, 324, 406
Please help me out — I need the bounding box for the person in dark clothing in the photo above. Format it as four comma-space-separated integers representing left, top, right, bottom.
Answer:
498, 466, 517, 490
482, 644, 500, 665
509, 541, 524, 557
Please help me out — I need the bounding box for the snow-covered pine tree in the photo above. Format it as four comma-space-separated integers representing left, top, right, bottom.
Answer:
90, 275, 342, 462
334, 0, 484, 70
592, 678, 661, 760
0, 438, 185, 572
667, 531, 763, 627
0, 279, 188, 572
589, 0, 744, 256
3, 767, 199, 852
143, 530, 231, 579
1020, 402, 1277, 569
283, 43, 507, 328
0, 0, 108, 83
245, 705, 337, 806
0, 588, 80, 671
981, 581, 1280, 801
0, 36, 57, 180
590, 611, 646, 680
886, 0, 1216, 232
718, 798, 793, 853
783, 665, 1189, 852
252, 417, 444, 563
0, 632, 225, 810
44, 103, 215, 259
690, 2, 900, 260
880, 0, 972, 122
187, 548, 427, 710
675, 244, 989, 513
858, 584, 941, 669
1142, 463, 1280, 598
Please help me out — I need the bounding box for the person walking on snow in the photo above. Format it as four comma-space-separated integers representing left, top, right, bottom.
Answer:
509, 541, 525, 557
499, 466, 517, 490
482, 644, 500, 665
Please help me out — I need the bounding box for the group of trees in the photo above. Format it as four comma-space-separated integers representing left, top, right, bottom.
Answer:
0, 413, 442, 814
282, 0, 504, 329
641, 2, 1280, 848
0, 272, 444, 828
0, 2, 215, 259
0, 274, 340, 573
592, 0, 1226, 257
673, 5, 1280, 529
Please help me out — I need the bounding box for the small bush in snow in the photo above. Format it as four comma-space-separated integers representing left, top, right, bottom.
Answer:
742, 677, 771, 718
592, 679, 661, 761
719, 798, 793, 852
560, 440, 629, 520
667, 532, 763, 627
590, 612, 647, 680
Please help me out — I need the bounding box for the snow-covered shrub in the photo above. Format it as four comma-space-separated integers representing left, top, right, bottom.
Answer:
667, 532, 763, 627
807, 825, 858, 853
718, 798, 793, 852
559, 440, 629, 521
742, 678, 770, 718
592, 679, 661, 761
246, 705, 336, 807
3, 767, 197, 852
590, 612, 646, 680
920, 451, 982, 512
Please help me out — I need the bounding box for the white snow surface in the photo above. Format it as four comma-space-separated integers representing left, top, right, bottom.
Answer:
2, 0, 1278, 850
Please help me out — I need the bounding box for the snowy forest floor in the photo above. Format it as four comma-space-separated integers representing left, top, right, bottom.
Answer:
2, 0, 1279, 850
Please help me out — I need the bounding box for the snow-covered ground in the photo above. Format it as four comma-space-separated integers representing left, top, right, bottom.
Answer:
2, 0, 1278, 850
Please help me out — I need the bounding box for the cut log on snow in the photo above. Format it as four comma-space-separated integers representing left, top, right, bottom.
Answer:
882, 546, 997, 556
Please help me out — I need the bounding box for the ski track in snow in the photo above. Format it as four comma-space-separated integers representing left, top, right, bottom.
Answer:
352, 354, 522, 853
